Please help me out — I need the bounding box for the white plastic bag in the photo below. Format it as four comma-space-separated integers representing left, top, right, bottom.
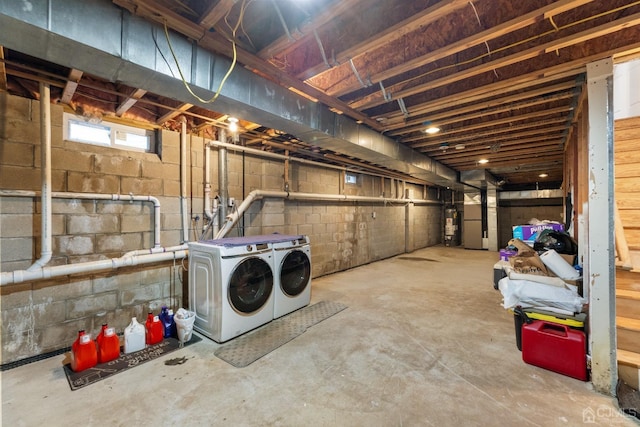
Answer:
173, 308, 196, 346
498, 277, 585, 314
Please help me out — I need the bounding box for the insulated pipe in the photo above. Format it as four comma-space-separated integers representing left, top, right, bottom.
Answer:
218, 129, 228, 228
0, 190, 162, 249
180, 117, 189, 244
28, 82, 52, 271
1, 249, 188, 286
215, 189, 441, 239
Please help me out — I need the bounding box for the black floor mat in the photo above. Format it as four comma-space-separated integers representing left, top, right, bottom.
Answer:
63, 336, 201, 391
214, 301, 348, 368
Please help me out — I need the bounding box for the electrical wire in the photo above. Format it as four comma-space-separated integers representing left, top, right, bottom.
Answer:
161, 0, 250, 105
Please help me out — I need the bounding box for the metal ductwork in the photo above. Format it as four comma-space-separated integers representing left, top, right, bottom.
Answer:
459, 169, 499, 190
0, 0, 458, 187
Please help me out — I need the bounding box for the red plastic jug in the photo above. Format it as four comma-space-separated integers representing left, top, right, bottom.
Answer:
145, 312, 163, 345
96, 324, 121, 364
71, 330, 97, 372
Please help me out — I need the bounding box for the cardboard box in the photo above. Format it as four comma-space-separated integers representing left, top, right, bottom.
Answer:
512, 223, 564, 242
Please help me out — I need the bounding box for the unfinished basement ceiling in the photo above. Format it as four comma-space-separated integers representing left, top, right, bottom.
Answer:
3, 0, 640, 190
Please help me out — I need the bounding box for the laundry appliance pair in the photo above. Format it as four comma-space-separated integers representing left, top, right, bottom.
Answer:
187, 234, 311, 343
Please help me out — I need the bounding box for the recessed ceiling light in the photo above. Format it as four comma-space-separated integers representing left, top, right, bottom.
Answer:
425, 126, 440, 134
478, 158, 489, 164
539, 173, 548, 178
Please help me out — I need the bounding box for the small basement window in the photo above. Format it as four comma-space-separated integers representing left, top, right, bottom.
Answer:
64, 112, 155, 152
345, 172, 358, 185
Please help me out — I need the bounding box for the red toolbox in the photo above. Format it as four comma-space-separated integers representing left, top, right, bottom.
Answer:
521, 320, 588, 381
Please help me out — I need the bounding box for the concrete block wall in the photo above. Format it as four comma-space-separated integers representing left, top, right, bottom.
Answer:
0, 93, 185, 364
0, 91, 443, 364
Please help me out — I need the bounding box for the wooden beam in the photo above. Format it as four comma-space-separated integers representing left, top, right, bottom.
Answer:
378, 68, 582, 124
157, 103, 193, 124
441, 143, 563, 164
115, 88, 147, 117
112, 0, 382, 131
324, 0, 595, 97
296, 0, 470, 81
383, 81, 577, 132
199, 0, 237, 30
404, 107, 570, 145
427, 135, 564, 158
454, 154, 565, 170
417, 127, 566, 153
350, 26, 640, 111
257, 0, 361, 60
60, 69, 83, 104
0, 46, 7, 91
389, 91, 574, 136
545, 12, 640, 53
408, 119, 567, 147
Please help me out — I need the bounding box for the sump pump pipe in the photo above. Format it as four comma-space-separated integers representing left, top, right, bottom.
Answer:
29, 82, 52, 271
0, 190, 162, 250
215, 189, 441, 239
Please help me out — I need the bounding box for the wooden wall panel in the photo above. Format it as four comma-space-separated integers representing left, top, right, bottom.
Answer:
615, 116, 640, 249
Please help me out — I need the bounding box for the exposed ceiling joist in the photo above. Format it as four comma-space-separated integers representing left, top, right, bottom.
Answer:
199, 0, 237, 29
383, 80, 577, 132
157, 103, 193, 124
410, 119, 568, 148
60, 69, 83, 105
389, 92, 574, 135
258, 0, 361, 60
378, 68, 583, 125
325, 0, 596, 97
351, 21, 640, 112
297, 0, 470, 81
115, 88, 147, 117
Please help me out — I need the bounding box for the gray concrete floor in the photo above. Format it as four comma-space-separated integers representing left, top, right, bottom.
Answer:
2, 246, 638, 426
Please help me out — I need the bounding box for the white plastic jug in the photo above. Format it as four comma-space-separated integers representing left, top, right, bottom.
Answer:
124, 317, 146, 354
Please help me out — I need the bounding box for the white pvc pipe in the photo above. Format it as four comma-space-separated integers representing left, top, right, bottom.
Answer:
180, 117, 189, 244
215, 189, 440, 238
2, 250, 188, 286
0, 190, 162, 249
28, 82, 52, 272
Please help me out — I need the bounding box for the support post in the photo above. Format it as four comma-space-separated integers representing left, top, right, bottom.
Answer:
586, 58, 616, 395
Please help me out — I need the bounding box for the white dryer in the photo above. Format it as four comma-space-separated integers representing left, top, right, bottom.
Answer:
188, 236, 276, 343
271, 235, 312, 319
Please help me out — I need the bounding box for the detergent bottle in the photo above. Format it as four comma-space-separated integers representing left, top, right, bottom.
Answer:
158, 305, 176, 338
145, 312, 163, 345
70, 330, 97, 372
96, 323, 120, 363
124, 317, 146, 354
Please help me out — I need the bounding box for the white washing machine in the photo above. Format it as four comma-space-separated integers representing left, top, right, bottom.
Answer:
188, 236, 276, 343
271, 235, 312, 319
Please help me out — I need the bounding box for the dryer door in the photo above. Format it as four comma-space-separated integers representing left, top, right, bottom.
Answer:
228, 256, 273, 313
280, 250, 311, 297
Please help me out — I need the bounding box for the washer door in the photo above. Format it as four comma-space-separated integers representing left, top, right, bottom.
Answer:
280, 250, 311, 297
228, 257, 273, 314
